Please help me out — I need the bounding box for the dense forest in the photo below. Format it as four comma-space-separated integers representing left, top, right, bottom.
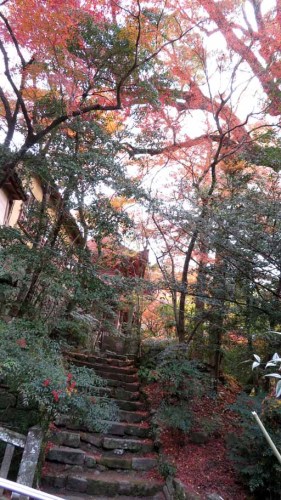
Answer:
0, 1, 281, 499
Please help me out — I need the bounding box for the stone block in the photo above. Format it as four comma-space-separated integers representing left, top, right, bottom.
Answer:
132, 457, 157, 470
80, 432, 102, 448
59, 431, 80, 448
99, 456, 132, 469
114, 388, 139, 401
103, 436, 154, 452
47, 446, 85, 465
53, 474, 67, 488
173, 479, 201, 500
85, 455, 96, 468
125, 425, 150, 438
163, 484, 173, 500
86, 478, 117, 496
67, 475, 88, 493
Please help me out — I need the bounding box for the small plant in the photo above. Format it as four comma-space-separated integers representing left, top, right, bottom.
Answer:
252, 352, 281, 397
149, 345, 210, 442
198, 415, 222, 437
138, 366, 159, 383
227, 392, 281, 497
0, 319, 118, 431
158, 457, 177, 478
156, 401, 193, 434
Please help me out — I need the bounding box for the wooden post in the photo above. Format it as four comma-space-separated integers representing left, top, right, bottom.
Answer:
0, 444, 15, 495
12, 425, 43, 500
252, 411, 281, 465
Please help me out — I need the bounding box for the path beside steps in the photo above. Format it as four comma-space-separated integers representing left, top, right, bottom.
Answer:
41, 352, 165, 499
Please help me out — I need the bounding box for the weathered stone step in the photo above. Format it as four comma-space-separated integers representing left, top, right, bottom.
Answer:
94, 369, 139, 384
105, 378, 140, 392
66, 351, 135, 367
114, 400, 146, 412
101, 420, 150, 438
105, 358, 135, 367
44, 488, 165, 499
104, 351, 136, 361
67, 357, 137, 376
44, 353, 159, 500
111, 388, 140, 401
119, 409, 149, 424
87, 362, 137, 375
93, 451, 158, 471
68, 384, 140, 401
47, 446, 85, 465
42, 469, 163, 497
81, 431, 103, 449
103, 436, 154, 453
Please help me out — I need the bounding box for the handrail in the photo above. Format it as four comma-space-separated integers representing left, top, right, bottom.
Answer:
0, 477, 66, 500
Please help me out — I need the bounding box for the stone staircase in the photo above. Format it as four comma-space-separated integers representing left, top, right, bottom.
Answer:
41, 352, 165, 500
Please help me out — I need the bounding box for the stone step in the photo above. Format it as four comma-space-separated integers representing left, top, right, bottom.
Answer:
93, 452, 158, 471
44, 488, 163, 500
50, 430, 81, 448
119, 409, 149, 424
47, 446, 85, 465
94, 369, 139, 384
106, 358, 135, 367
104, 351, 136, 361
43, 353, 158, 500
101, 421, 150, 438
86, 361, 137, 375
111, 388, 140, 401
42, 469, 163, 497
50, 424, 149, 447
44, 490, 165, 500
114, 400, 146, 412
81, 432, 103, 449
66, 351, 136, 366
67, 357, 137, 375
67, 384, 140, 401
105, 378, 140, 392
102, 436, 154, 453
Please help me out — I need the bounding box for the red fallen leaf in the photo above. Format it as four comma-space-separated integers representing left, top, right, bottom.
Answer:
16, 338, 27, 348
144, 380, 248, 500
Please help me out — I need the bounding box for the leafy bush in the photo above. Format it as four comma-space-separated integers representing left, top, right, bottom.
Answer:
158, 457, 177, 478
138, 366, 158, 383
156, 401, 192, 433
147, 344, 210, 435
198, 415, 222, 438
0, 319, 118, 431
227, 392, 281, 498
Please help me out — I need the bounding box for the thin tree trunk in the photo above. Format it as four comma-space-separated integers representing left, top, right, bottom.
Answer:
176, 230, 198, 341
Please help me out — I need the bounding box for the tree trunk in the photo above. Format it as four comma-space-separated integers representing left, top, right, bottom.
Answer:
176, 230, 198, 342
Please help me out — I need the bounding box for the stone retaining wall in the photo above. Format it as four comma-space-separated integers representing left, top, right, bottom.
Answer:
0, 386, 39, 434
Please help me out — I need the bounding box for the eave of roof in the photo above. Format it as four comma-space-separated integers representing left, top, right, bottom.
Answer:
3, 172, 27, 201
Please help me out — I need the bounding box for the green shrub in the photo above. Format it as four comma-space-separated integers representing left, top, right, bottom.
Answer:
227, 392, 281, 498
156, 401, 192, 433
150, 344, 210, 435
0, 319, 118, 431
158, 457, 177, 478
138, 366, 158, 383
198, 415, 222, 437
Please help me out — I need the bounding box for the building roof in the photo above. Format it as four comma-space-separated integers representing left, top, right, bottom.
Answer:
87, 239, 148, 278
3, 172, 27, 201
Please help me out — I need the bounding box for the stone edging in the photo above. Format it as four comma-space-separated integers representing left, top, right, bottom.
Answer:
163, 477, 224, 500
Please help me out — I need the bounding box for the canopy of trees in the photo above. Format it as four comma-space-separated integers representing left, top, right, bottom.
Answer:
0, 2, 281, 495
